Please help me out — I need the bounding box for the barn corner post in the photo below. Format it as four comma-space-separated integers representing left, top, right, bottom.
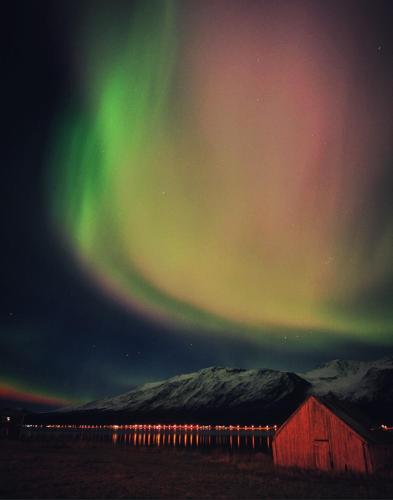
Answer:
272, 437, 277, 464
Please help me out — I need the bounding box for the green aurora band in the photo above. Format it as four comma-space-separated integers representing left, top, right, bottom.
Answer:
50, 1, 393, 344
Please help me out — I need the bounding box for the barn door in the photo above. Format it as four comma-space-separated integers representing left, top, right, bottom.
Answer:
313, 440, 332, 471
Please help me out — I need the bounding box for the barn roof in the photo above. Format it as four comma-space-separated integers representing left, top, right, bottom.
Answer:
273, 394, 391, 445
317, 396, 384, 444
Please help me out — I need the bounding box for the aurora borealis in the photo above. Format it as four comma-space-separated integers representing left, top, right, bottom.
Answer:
0, 378, 72, 408
52, 0, 393, 342
2, 0, 393, 408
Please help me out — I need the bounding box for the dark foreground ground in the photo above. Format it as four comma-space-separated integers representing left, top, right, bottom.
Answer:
1, 440, 393, 499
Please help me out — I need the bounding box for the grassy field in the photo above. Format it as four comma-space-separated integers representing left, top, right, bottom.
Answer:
1, 439, 393, 498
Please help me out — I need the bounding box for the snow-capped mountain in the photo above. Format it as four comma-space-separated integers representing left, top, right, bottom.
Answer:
301, 357, 393, 411
38, 358, 393, 425
51, 367, 310, 424
77, 367, 308, 412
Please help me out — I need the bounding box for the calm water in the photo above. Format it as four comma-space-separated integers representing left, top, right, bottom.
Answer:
19, 426, 274, 452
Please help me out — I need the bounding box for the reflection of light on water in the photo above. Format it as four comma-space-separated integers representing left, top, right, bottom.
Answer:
108, 429, 272, 450
23, 423, 275, 451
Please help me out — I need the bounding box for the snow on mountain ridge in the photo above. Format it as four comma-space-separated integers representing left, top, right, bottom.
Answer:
59, 358, 393, 415
67, 366, 305, 413
301, 357, 393, 401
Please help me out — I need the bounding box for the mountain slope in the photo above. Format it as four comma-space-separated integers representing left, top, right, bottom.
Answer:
79, 367, 307, 411
50, 367, 310, 424
33, 358, 393, 425
301, 357, 393, 419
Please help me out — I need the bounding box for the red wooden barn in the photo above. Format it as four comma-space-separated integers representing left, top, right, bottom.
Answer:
272, 395, 392, 474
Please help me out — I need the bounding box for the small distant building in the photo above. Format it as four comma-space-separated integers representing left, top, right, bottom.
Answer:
0, 409, 27, 437
272, 395, 392, 474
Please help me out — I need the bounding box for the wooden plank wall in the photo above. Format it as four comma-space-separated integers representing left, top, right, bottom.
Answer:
273, 397, 372, 473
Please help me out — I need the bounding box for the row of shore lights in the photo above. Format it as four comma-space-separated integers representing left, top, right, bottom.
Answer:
26, 424, 278, 431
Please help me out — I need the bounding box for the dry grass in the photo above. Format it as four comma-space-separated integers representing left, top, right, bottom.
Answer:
0, 439, 392, 498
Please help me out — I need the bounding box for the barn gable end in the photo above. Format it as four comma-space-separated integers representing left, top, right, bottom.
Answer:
272, 395, 377, 474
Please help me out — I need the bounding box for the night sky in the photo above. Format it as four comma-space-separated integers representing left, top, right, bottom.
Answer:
2, 0, 393, 410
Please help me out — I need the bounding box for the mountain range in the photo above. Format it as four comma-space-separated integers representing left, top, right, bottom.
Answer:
31, 357, 393, 425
